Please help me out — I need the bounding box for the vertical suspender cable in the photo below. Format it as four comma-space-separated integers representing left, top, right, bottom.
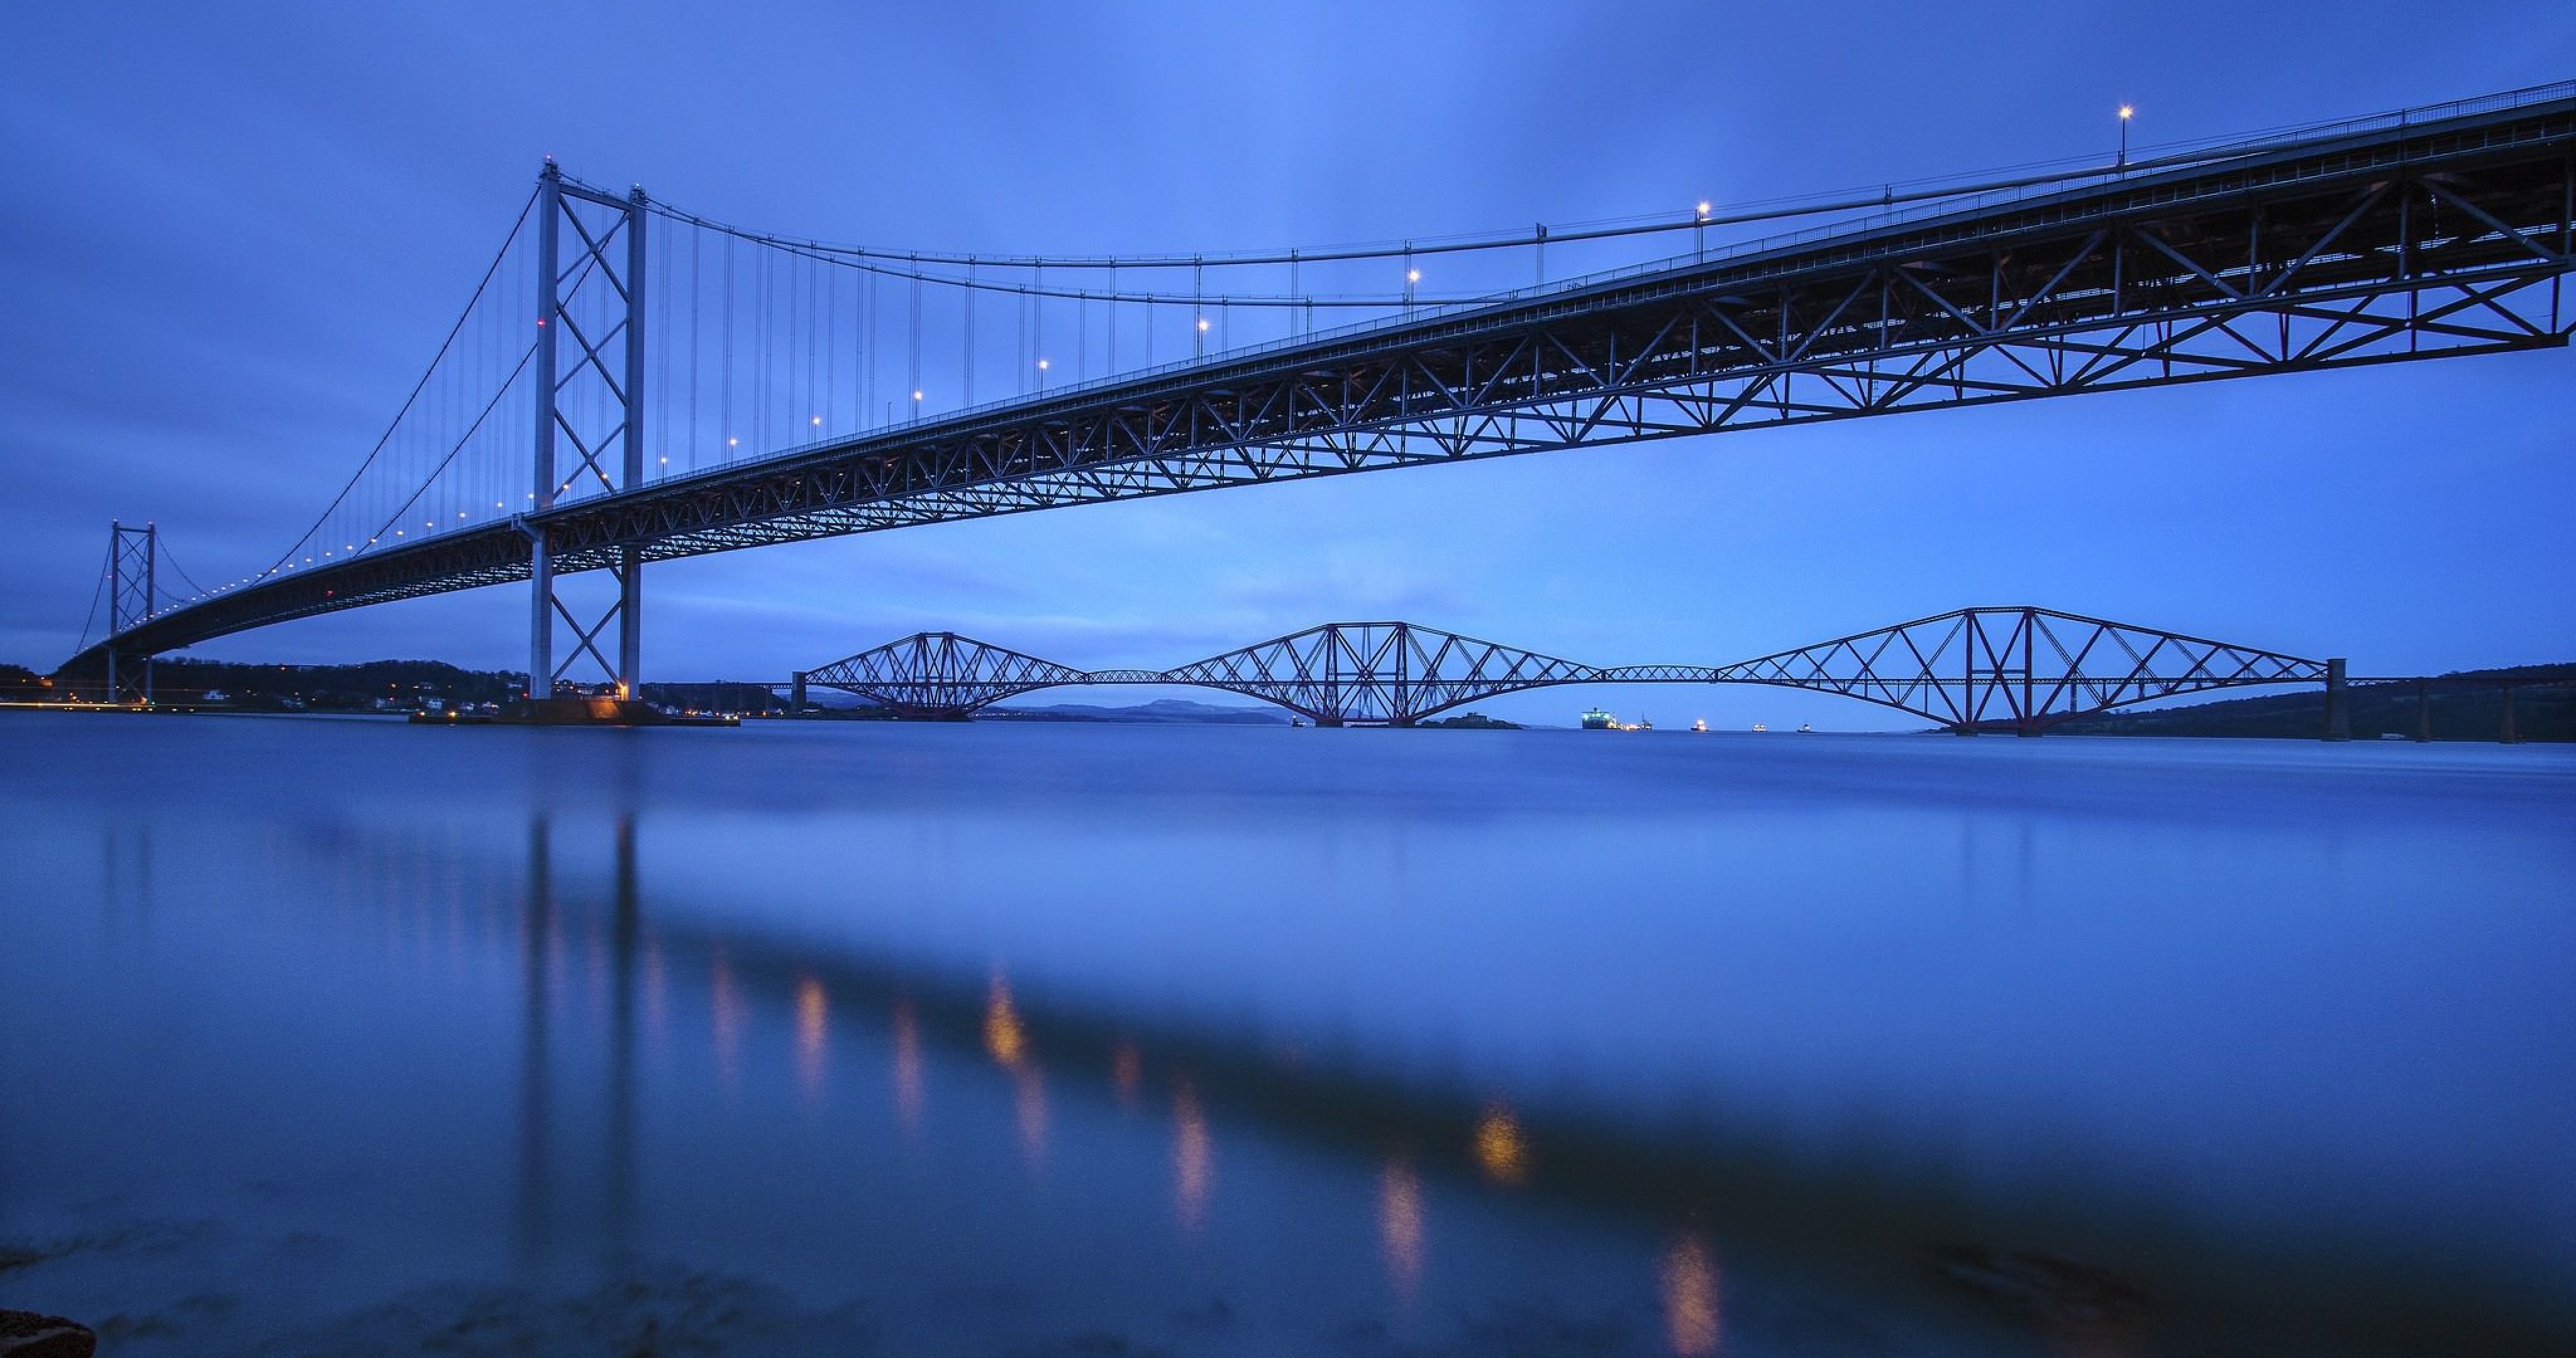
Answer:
908, 262, 923, 419
806, 250, 820, 434
688, 227, 701, 472
721, 233, 735, 461
826, 262, 838, 433
657, 217, 672, 478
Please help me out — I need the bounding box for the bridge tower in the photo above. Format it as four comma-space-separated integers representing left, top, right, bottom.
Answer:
525, 162, 648, 704
104, 521, 157, 704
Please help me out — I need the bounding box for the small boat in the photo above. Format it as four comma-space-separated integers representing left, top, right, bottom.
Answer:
1691, 719, 1708, 733
1752, 722, 1768, 732
1796, 723, 1814, 734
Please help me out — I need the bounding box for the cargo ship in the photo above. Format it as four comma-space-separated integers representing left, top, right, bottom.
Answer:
1581, 707, 1618, 730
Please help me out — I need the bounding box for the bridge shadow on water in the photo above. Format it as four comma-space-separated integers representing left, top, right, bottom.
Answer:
477, 811, 2570, 1358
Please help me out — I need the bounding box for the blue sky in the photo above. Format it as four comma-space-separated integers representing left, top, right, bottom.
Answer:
3, 2, 2571, 727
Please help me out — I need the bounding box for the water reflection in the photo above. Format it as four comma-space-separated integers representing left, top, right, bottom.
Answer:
1472, 1104, 1529, 1186
515, 815, 647, 1278
985, 976, 1047, 1166
794, 974, 829, 1102
1379, 1157, 1424, 1300
891, 998, 924, 1131
709, 944, 741, 1090
1013, 1063, 1048, 1169
982, 976, 1027, 1067
514, 817, 553, 1273
1660, 1233, 1720, 1355
130, 777, 2559, 1358
1111, 1040, 1143, 1105
604, 817, 640, 1263
1172, 1081, 1212, 1231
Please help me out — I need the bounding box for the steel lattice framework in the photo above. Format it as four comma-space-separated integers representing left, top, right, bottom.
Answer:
798, 632, 1092, 717
793, 607, 2332, 729
1707, 606, 2328, 734
59, 88, 2576, 680
1160, 622, 1600, 726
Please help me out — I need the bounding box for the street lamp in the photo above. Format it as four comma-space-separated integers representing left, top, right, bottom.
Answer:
2118, 104, 2135, 171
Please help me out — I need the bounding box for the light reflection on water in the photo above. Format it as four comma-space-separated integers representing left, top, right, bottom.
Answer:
1660, 1234, 1721, 1355
1379, 1158, 1424, 1300
1, 715, 2572, 1356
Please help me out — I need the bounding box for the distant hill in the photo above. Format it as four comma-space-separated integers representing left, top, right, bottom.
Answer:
2051, 665, 2573, 741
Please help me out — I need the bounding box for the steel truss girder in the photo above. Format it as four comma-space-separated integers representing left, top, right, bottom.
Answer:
794, 608, 2325, 730
66, 95, 2576, 671
1158, 622, 1597, 725
533, 150, 2574, 571
1706, 605, 2327, 733
801, 632, 1091, 717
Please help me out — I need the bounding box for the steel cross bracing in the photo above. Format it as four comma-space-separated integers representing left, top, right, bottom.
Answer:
797, 632, 1092, 717
525, 164, 649, 700
793, 609, 2331, 729
1158, 622, 1597, 726
103, 521, 159, 702
59, 91, 2576, 675
1706, 606, 2328, 734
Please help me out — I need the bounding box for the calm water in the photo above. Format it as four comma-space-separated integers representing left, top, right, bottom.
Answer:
1, 713, 2570, 1356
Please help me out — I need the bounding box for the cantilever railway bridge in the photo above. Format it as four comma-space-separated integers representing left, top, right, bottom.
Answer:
58, 83, 2576, 699
795, 608, 2345, 734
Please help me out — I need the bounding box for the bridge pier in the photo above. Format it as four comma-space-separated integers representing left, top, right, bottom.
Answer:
791, 672, 808, 713
2323, 658, 2351, 742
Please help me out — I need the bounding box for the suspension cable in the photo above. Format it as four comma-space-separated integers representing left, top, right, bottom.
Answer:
621, 133, 2279, 280
157, 541, 215, 600
72, 552, 109, 656
262, 187, 538, 577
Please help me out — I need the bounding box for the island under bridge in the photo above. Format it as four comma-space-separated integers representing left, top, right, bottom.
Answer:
792, 608, 2348, 734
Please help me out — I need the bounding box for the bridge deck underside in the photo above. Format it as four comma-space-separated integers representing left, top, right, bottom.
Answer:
71, 96, 2576, 675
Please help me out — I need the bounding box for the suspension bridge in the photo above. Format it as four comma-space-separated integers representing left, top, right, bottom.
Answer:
57, 82, 2576, 708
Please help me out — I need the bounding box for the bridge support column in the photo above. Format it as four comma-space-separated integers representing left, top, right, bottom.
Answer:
791, 672, 808, 713
103, 521, 158, 705
2323, 658, 2350, 742
522, 163, 650, 709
